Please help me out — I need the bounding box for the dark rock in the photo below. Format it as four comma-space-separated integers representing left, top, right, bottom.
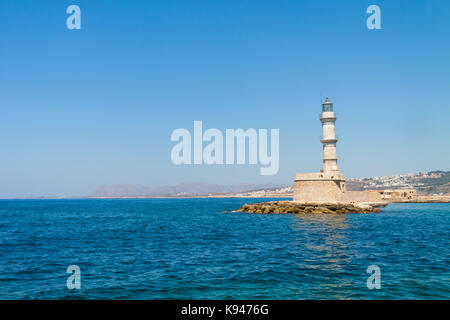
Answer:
236, 201, 380, 214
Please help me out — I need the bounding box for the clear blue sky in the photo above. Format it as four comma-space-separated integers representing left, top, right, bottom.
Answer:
1, 0, 449, 197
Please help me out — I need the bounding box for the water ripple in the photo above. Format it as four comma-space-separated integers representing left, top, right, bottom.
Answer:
0, 199, 449, 299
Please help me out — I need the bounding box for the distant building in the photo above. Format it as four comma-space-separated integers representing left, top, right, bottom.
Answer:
294, 98, 382, 203
376, 189, 418, 201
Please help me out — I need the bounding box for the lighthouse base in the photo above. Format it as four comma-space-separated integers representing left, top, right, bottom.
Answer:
294, 172, 347, 203
294, 172, 382, 203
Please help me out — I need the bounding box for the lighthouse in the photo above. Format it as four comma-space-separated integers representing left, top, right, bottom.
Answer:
320, 97, 339, 173
293, 97, 347, 203
293, 97, 383, 203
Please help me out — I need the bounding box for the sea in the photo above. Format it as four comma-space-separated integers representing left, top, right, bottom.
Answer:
0, 198, 449, 299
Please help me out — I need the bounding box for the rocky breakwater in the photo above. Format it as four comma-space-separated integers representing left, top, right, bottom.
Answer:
237, 201, 386, 214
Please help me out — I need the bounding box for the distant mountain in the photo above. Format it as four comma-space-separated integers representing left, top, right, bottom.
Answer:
89, 182, 288, 197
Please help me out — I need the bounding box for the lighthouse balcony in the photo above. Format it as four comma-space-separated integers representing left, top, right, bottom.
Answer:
319, 112, 336, 121
320, 136, 338, 143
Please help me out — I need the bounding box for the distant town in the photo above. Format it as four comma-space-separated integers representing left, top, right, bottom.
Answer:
346, 171, 450, 196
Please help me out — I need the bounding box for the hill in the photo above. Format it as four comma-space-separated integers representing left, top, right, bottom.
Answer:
347, 171, 450, 195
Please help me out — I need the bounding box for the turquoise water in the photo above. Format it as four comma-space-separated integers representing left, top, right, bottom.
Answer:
0, 199, 449, 299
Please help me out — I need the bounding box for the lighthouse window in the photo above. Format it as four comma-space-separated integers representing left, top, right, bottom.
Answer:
322, 104, 333, 112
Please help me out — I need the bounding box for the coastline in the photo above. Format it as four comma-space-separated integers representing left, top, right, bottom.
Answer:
88, 193, 450, 203
5, 194, 450, 202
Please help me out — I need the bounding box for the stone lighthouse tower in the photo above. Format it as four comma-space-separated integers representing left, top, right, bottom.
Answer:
293, 97, 383, 203
293, 97, 347, 203
320, 97, 339, 173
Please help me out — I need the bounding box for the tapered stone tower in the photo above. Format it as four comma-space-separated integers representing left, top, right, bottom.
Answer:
320, 97, 339, 173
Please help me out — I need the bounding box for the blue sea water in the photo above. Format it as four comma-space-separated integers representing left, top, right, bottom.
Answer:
0, 198, 449, 300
